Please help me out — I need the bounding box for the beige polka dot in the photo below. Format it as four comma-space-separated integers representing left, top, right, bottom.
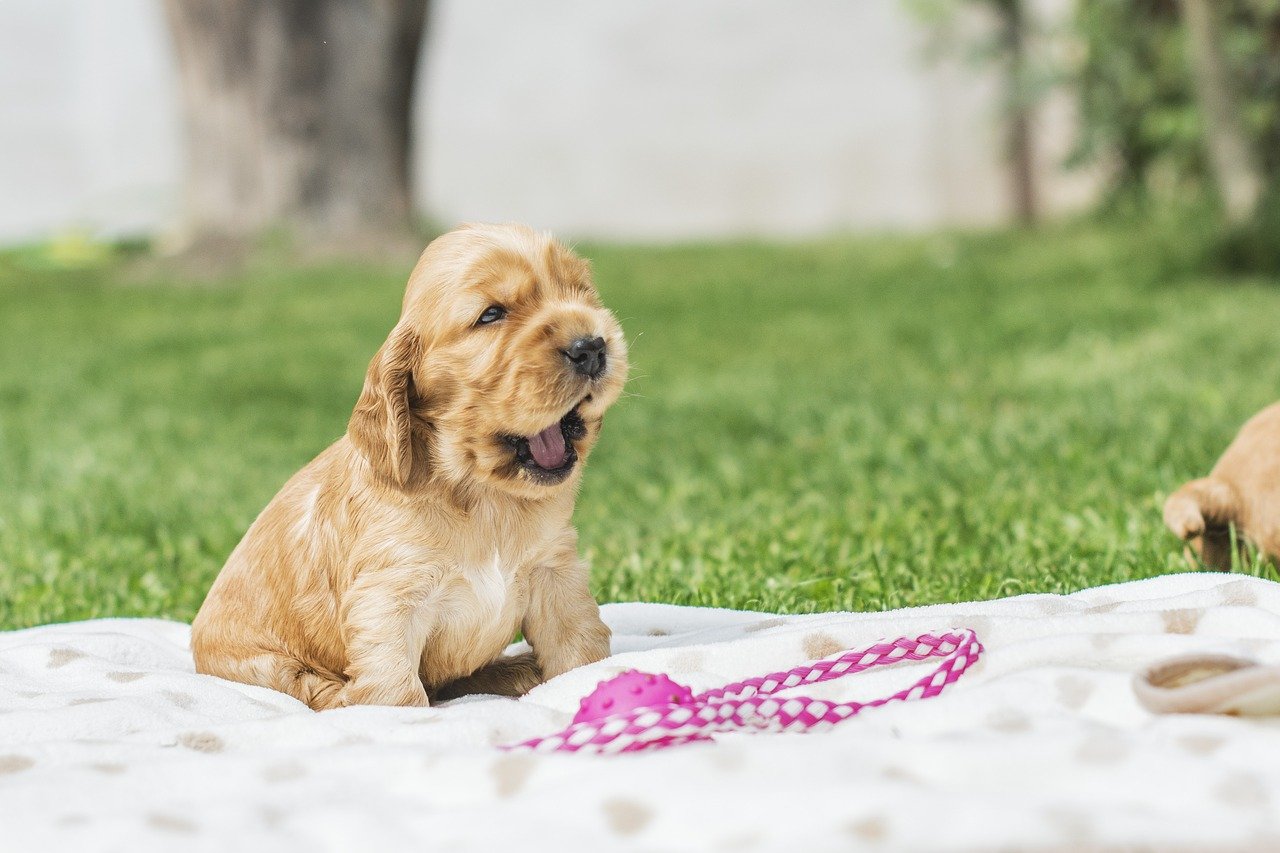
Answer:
1238, 638, 1272, 656
147, 813, 197, 833
669, 650, 704, 672
67, 697, 110, 706
1220, 581, 1259, 607
490, 753, 537, 798
647, 628, 669, 637
261, 762, 307, 783
1162, 609, 1204, 634
602, 798, 652, 836
106, 671, 146, 683
1076, 732, 1129, 765
880, 765, 926, 786
846, 815, 888, 841
248, 697, 285, 713
47, 648, 85, 668
178, 732, 224, 753
1091, 633, 1120, 651
744, 618, 786, 634
1214, 773, 1269, 809
802, 632, 843, 660
1036, 598, 1071, 615
1084, 600, 1122, 614
89, 762, 126, 775
0, 754, 34, 774
1043, 806, 1094, 845
960, 616, 992, 638
55, 814, 88, 827
987, 709, 1032, 733
162, 691, 196, 710
1054, 675, 1094, 711
1177, 734, 1226, 756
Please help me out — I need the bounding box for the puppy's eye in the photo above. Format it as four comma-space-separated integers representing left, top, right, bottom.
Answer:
476, 306, 506, 326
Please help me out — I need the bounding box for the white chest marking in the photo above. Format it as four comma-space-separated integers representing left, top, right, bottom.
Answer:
462, 550, 509, 615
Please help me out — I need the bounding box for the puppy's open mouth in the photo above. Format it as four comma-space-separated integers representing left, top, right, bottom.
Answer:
503, 402, 588, 484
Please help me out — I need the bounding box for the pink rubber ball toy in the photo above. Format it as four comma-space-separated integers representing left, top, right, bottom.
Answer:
572, 669, 694, 724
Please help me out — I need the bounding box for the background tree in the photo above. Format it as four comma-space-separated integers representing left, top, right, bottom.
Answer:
1180, 0, 1263, 224
1071, 1, 1278, 201
908, 0, 1053, 226
1069, 0, 1195, 208
1069, 0, 1279, 268
163, 0, 428, 254
991, 0, 1037, 225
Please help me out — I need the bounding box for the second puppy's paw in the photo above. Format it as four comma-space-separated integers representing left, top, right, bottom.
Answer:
1163, 493, 1206, 541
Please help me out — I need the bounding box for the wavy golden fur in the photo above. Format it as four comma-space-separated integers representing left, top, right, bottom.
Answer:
191, 223, 627, 709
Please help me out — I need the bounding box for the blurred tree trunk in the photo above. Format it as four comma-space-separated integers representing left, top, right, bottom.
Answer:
995, 0, 1037, 226
163, 0, 428, 254
1181, 0, 1263, 225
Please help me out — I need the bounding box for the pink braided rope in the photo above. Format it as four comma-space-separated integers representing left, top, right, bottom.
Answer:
510, 628, 982, 755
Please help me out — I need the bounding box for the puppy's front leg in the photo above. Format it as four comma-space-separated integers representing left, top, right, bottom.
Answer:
335, 566, 435, 708
522, 554, 611, 682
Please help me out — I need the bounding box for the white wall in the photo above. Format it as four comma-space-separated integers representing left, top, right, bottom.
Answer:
0, 0, 1091, 244
0, 0, 182, 243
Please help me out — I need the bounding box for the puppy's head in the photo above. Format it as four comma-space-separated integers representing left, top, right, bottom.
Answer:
349, 223, 627, 499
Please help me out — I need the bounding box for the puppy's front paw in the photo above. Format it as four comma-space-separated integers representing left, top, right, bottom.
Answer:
1163, 494, 1205, 541
337, 678, 430, 708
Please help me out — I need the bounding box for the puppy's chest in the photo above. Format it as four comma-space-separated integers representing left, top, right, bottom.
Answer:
449, 552, 523, 616
432, 547, 531, 635
412, 549, 530, 684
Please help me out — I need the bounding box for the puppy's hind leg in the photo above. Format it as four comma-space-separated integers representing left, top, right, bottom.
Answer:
430, 652, 543, 702
284, 663, 348, 710
1163, 477, 1243, 570
197, 649, 347, 710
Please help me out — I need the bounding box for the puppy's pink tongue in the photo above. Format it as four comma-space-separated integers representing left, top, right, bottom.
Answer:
526, 422, 567, 469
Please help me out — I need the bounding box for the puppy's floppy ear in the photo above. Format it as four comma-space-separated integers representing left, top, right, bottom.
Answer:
348, 323, 423, 486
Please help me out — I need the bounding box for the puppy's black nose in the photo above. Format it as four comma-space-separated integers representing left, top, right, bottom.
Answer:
563, 336, 607, 379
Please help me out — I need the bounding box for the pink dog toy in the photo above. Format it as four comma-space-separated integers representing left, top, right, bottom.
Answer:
510, 628, 982, 755
573, 670, 696, 723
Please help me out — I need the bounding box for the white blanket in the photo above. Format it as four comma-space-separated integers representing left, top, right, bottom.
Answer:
2, 572, 1279, 851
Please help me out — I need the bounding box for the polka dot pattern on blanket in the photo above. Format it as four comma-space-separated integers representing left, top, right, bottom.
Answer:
0, 574, 1279, 851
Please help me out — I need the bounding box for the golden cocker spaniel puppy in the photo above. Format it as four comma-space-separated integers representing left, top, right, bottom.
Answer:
191, 223, 627, 709
1164, 402, 1280, 570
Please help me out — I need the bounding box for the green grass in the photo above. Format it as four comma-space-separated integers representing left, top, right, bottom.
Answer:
1, 222, 1278, 630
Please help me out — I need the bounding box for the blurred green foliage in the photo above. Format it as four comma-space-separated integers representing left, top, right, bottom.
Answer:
1072, 0, 1280, 202
910, 0, 1280, 269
